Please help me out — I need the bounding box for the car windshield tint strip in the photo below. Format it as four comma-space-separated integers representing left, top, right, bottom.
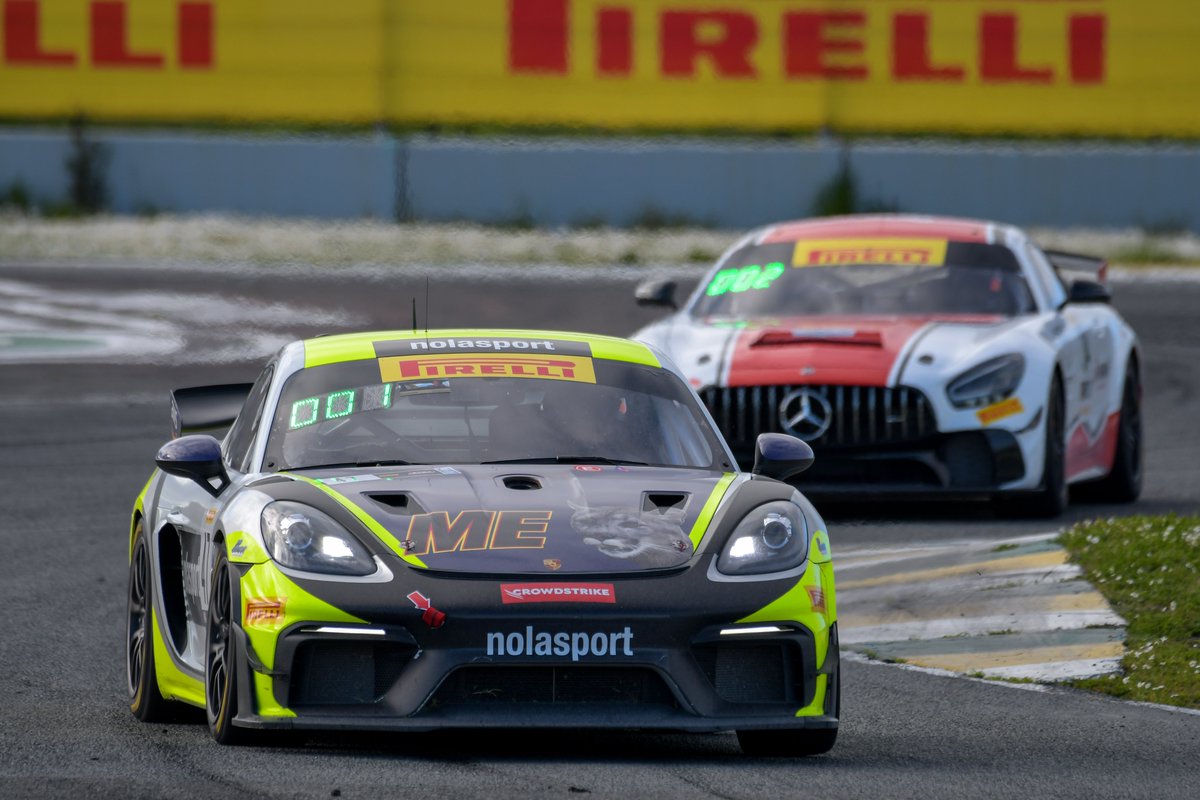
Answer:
691, 241, 1030, 319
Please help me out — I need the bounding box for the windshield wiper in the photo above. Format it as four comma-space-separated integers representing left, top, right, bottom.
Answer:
481, 455, 649, 466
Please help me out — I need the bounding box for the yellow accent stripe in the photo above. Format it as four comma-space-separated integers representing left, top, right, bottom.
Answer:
303, 329, 659, 369
150, 609, 204, 708
906, 641, 1124, 673
838, 550, 1067, 590
688, 472, 737, 548
285, 473, 427, 568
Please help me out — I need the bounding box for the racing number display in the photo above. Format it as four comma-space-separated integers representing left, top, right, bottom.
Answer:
3, 0, 1200, 136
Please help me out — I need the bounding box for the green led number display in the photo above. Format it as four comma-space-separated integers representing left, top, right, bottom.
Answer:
289, 384, 393, 430
705, 262, 785, 296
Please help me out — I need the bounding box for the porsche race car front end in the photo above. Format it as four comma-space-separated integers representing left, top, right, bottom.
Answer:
213, 468, 839, 741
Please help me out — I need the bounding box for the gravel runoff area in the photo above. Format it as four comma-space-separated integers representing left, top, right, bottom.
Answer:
3, 213, 1200, 268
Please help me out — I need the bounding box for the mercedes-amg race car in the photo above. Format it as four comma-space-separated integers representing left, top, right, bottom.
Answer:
127, 329, 839, 755
633, 214, 1142, 517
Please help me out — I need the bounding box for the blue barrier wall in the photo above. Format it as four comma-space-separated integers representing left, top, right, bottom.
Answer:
2, 128, 1198, 231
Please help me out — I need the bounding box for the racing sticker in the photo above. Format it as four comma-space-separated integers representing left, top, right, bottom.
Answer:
375, 337, 592, 357
793, 238, 948, 268
486, 626, 634, 660
407, 590, 447, 629
378, 353, 596, 384
245, 597, 286, 628
976, 396, 1025, 426
806, 586, 827, 614
705, 262, 786, 296
403, 510, 553, 557
501, 583, 616, 604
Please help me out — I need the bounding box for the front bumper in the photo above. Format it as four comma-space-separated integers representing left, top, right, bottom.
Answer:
230, 558, 838, 733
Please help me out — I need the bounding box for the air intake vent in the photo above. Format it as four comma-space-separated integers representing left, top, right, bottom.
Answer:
502, 475, 542, 491
365, 493, 424, 513
692, 643, 800, 704
289, 640, 416, 706
643, 492, 687, 514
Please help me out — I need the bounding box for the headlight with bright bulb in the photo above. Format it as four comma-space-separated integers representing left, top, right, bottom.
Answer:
716, 501, 809, 576
260, 501, 375, 576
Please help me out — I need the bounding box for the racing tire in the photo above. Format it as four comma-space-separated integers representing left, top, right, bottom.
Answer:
1079, 369, 1143, 503
128, 519, 183, 722
205, 549, 251, 745
1002, 375, 1068, 519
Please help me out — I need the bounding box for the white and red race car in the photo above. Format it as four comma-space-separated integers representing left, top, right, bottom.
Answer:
632, 214, 1142, 516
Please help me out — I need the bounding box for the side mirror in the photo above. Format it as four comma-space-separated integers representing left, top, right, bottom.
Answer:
155, 434, 230, 497
1064, 279, 1111, 306
751, 433, 815, 482
634, 279, 678, 309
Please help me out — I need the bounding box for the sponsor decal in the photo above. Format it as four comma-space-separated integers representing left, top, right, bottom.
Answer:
573, 464, 603, 472
543, 558, 563, 571
245, 597, 286, 627
793, 238, 948, 268
230, 538, 247, 558
378, 353, 596, 384
815, 534, 829, 558
407, 590, 446, 629
403, 510, 553, 557
501, 583, 616, 604
806, 586, 827, 614
320, 474, 382, 485
204, 507, 217, 525
486, 625, 634, 661
976, 396, 1025, 426
388, 337, 591, 356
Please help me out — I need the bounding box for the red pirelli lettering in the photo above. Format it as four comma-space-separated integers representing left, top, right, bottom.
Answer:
784, 12, 867, 80
91, 1, 164, 68
660, 10, 757, 78
4, 0, 76, 65
510, 0, 569, 74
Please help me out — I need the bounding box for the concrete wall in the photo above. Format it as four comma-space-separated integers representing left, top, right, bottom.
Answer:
2, 128, 1198, 231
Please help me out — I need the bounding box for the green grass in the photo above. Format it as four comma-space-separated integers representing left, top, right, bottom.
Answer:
1111, 243, 1200, 266
1059, 515, 1200, 708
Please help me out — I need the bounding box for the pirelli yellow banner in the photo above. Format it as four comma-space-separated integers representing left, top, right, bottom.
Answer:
2, 1, 1198, 137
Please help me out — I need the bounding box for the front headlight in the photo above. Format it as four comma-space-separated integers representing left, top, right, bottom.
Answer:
716, 501, 809, 576
946, 354, 1025, 409
260, 501, 375, 576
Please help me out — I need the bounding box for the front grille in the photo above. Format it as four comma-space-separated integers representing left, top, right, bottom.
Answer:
700, 384, 936, 450
692, 643, 800, 704
289, 640, 416, 707
428, 667, 677, 708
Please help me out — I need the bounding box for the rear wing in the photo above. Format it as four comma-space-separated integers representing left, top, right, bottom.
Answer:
1043, 250, 1109, 289
169, 383, 253, 439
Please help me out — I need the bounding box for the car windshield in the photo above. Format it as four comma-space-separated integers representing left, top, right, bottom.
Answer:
691, 240, 1034, 319
264, 357, 725, 471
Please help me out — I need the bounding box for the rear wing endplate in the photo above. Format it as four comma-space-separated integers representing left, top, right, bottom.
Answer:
170, 383, 254, 439
1044, 250, 1109, 288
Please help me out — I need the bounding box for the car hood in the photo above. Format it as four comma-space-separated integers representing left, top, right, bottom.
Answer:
299, 464, 732, 575
649, 314, 1013, 387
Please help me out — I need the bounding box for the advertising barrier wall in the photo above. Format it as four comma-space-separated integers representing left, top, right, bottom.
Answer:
2, 1, 1198, 136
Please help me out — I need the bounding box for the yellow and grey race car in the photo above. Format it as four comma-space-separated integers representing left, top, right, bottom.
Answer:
127, 329, 838, 756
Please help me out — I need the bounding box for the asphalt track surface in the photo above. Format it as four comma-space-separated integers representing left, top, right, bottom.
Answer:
1, 261, 1198, 799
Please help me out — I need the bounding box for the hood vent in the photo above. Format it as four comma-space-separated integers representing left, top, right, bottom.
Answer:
502, 475, 543, 491
643, 492, 688, 514
365, 492, 425, 514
